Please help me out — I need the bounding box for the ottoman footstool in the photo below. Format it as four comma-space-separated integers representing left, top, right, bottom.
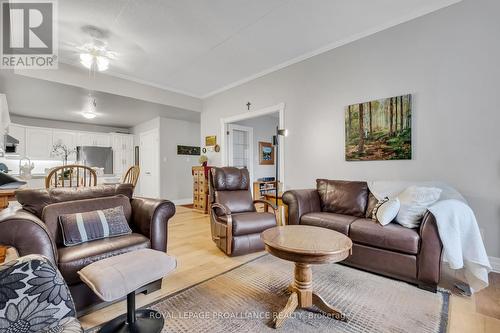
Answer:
78, 249, 177, 333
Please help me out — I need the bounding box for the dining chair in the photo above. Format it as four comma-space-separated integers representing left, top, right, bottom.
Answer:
122, 165, 140, 187
45, 164, 97, 188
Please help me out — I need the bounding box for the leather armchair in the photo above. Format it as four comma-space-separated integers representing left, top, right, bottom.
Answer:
0, 184, 175, 313
209, 167, 278, 256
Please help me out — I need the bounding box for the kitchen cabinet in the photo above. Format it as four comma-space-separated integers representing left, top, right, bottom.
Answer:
111, 133, 135, 176
77, 132, 111, 147
52, 130, 77, 155
6, 124, 26, 157
25, 128, 53, 159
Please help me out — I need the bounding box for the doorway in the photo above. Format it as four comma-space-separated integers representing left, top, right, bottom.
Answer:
220, 103, 286, 188
226, 123, 254, 181
138, 128, 160, 198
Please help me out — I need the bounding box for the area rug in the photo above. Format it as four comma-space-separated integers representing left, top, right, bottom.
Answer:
147, 255, 448, 333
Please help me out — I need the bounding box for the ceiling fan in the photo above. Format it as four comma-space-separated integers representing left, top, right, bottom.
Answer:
74, 26, 118, 72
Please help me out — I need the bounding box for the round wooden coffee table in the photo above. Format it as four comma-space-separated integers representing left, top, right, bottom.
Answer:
261, 225, 353, 328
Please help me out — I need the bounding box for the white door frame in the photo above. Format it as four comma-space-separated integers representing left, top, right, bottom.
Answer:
220, 102, 286, 188
226, 123, 254, 182
138, 128, 160, 198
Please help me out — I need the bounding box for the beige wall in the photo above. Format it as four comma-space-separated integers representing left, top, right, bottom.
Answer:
201, 0, 500, 257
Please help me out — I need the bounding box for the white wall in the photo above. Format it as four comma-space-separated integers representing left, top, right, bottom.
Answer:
159, 118, 200, 202
133, 117, 200, 202
234, 115, 278, 181
201, 0, 500, 257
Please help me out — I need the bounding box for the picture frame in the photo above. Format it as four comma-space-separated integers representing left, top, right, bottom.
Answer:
177, 145, 201, 156
345, 94, 412, 161
205, 135, 217, 147
259, 142, 274, 165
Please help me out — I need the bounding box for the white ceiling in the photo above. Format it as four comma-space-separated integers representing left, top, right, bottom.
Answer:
0, 71, 200, 127
58, 0, 462, 98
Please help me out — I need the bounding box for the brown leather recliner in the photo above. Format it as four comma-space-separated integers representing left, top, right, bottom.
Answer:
209, 167, 278, 256
0, 184, 175, 314
283, 179, 443, 292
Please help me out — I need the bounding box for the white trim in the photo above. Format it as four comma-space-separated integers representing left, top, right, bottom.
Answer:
172, 198, 193, 205
489, 256, 500, 273
220, 103, 286, 189
226, 124, 254, 183
201, 0, 463, 98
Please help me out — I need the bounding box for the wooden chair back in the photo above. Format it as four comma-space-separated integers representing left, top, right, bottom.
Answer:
122, 165, 140, 187
45, 164, 97, 189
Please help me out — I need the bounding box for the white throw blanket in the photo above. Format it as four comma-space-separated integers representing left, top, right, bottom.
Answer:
368, 181, 491, 293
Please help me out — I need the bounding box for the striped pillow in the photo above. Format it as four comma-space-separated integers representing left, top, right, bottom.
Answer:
59, 206, 131, 246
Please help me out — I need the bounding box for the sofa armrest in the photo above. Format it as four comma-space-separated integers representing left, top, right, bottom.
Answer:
417, 211, 443, 287
131, 197, 176, 252
0, 209, 58, 264
282, 189, 322, 225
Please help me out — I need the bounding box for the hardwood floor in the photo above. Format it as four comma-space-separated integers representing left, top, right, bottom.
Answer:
80, 206, 500, 332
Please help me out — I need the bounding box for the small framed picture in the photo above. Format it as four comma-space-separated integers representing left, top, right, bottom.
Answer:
259, 142, 274, 165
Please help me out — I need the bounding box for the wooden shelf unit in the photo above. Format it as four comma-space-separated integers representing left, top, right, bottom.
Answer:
192, 166, 212, 214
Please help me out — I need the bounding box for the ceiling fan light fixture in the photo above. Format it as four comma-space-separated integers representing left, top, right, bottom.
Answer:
79, 52, 111, 72
96, 56, 109, 71
79, 53, 94, 69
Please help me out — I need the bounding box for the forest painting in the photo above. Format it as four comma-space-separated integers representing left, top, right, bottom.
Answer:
345, 94, 412, 161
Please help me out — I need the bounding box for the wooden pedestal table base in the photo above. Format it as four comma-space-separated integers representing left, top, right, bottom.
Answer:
275, 263, 346, 328
260, 225, 353, 329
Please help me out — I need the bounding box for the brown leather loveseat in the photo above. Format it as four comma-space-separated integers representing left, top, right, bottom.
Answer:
282, 179, 442, 292
0, 184, 175, 313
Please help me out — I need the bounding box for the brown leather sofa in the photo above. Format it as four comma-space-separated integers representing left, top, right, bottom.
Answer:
282, 179, 442, 292
0, 184, 175, 313
209, 167, 278, 256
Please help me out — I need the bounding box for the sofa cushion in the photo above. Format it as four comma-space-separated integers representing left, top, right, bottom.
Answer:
58, 233, 150, 285
316, 179, 368, 217
16, 184, 134, 218
300, 212, 357, 235
59, 206, 132, 246
42, 195, 132, 246
349, 218, 420, 255
218, 212, 276, 236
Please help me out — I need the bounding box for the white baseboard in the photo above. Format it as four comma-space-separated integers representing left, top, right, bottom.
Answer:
489, 256, 500, 273
172, 198, 193, 205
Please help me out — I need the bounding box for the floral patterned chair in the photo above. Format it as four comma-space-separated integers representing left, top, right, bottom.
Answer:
0, 255, 83, 333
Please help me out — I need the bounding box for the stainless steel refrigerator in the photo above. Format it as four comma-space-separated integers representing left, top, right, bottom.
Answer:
76, 146, 113, 174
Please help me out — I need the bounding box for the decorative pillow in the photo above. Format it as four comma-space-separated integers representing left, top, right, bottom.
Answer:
370, 197, 389, 220
396, 186, 442, 228
376, 198, 401, 226
365, 192, 379, 218
59, 206, 131, 246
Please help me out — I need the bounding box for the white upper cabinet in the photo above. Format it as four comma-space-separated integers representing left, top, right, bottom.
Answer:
111, 133, 135, 176
52, 130, 77, 150
25, 127, 53, 159
77, 132, 111, 147
7, 124, 26, 157
52, 130, 78, 161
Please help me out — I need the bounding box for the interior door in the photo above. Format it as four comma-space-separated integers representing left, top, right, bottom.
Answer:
139, 129, 160, 198
227, 124, 253, 182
